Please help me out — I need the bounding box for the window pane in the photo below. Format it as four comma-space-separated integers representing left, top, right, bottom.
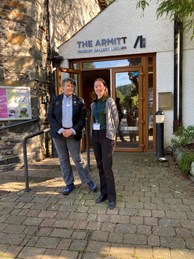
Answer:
83, 58, 141, 70
148, 73, 154, 150
115, 71, 139, 148
148, 57, 153, 65
72, 63, 77, 69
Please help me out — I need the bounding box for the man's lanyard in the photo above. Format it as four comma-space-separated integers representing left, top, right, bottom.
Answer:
94, 101, 103, 123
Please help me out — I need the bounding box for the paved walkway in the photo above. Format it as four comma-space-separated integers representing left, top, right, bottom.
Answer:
0, 152, 194, 259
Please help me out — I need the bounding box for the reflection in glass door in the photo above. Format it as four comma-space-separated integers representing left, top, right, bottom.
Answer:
113, 68, 143, 151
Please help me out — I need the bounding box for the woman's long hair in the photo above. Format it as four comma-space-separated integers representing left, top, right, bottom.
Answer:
93, 78, 109, 102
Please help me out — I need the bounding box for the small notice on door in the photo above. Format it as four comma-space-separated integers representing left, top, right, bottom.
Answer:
0, 86, 32, 120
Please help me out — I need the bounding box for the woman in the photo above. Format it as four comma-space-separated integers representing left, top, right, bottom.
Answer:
91, 78, 119, 209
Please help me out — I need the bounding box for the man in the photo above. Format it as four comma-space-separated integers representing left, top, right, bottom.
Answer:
48, 77, 97, 195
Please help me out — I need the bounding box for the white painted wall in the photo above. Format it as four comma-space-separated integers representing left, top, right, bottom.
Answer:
182, 29, 194, 127
59, 0, 174, 59
156, 52, 174, 146
183, 50, 194, 126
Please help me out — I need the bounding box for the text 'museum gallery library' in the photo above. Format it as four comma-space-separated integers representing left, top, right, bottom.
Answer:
57, 0, 194, 153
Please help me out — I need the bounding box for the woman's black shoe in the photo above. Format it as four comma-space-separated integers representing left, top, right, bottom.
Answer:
108, 201, 116, 209
96, 194, 107, 203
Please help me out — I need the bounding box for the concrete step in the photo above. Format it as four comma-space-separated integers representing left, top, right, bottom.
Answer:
0, 167, 61, 182
28, 158, 60, 170
0, 155, 20, 166
0, 153, 94, 182
0, 157, 62, 182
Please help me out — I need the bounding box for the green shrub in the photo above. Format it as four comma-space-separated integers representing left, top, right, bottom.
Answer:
178, 152, 194, 174
171, 125, 194, 147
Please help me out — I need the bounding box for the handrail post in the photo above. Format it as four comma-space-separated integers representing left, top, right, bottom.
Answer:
85, 118, 90, 171
22, 128, 50, 192
23, 138, 30, 192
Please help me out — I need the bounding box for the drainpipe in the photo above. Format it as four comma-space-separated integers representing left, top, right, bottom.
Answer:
46, 0, 55, 96
46, 0, 63, 96
179, 22, 183, 124
46, 0, 52, 60
173, 20, 183, 132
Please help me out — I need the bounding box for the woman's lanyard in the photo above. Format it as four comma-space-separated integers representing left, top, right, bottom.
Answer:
93, 101, 103, 130
94, 101, 103, 123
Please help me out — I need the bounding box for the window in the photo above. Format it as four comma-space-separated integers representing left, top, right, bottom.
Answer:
82, 58, 141, 70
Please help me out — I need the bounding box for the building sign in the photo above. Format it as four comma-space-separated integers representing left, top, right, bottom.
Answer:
77, 37, 127, 54
134, 35, 146, 48
0, 86, 32, 121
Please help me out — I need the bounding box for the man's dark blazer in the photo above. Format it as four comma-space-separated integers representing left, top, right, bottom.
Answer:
48, 93, 86, 141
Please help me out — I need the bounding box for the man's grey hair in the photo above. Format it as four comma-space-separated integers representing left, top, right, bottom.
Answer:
62, 78, 76, 86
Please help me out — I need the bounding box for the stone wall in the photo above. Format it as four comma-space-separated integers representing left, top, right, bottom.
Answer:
0, 0, 103, 170
49, 0, 102, 50
0, 0, 51, 121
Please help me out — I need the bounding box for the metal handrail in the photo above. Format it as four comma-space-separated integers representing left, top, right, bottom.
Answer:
23, 122, 91, 192
23, 128, 50, 192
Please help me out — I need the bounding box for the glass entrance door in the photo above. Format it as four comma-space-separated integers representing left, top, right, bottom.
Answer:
112, 67, 143, 151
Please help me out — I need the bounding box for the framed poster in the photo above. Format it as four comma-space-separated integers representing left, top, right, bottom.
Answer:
0, 86, 32, 120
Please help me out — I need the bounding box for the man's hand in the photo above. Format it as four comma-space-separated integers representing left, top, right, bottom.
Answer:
62, 129, 73, 138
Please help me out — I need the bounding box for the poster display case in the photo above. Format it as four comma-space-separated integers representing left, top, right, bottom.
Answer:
0, 86, 32, 121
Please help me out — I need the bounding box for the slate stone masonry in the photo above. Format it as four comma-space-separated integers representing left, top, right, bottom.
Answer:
0, 0, 102, 170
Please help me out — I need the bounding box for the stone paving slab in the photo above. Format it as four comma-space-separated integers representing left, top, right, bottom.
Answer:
0, 152, 194, 258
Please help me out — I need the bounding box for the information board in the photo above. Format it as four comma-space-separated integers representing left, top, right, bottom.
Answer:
0, 86, 32, 121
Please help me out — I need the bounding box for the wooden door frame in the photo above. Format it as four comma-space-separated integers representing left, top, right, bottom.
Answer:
56, 67, 82, 95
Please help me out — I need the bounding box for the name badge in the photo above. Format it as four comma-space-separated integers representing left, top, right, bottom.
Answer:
93, 123, 100, 130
